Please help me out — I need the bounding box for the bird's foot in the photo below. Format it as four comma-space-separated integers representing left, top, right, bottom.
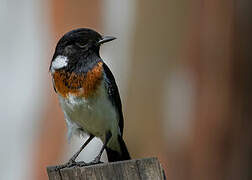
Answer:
77, 156, 104, 167
53, 157, 103, 170
54, 159, 79, 171
87, 156, 103, 165
75, 161, 88, 167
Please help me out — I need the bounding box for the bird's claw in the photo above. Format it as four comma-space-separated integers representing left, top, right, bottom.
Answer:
75, 161, 88, 167
87, 156, 103, 165
54, 160, 78, 171
53, 157, 103, 171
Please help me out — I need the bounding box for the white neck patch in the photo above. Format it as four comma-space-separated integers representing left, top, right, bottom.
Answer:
51, 55, 68, 73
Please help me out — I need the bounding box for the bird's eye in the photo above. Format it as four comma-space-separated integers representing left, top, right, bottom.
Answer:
75, 42, 87, 48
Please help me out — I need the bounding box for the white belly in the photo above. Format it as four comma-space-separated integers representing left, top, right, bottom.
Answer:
58, 83, 119, 143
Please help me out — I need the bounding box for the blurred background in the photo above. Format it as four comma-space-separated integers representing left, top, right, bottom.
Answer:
0, 0, 252, 179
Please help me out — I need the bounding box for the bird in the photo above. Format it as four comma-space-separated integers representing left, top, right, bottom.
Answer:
49, 28, 131, 169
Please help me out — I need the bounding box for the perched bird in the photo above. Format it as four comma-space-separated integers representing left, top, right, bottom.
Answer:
49, 28, 131, 168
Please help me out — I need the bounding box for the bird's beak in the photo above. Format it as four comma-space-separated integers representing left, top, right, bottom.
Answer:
98, 36, 116, 45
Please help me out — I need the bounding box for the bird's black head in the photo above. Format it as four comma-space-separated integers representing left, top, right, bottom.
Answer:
54, 28, 115, 58
50, 28, 115, 73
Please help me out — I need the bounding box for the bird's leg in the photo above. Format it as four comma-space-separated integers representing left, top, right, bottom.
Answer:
83, 132, 112, 166
69, 135, 94, 163
55, 135, 94, 170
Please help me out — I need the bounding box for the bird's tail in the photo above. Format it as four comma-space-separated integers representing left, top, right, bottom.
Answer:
105, 135, 131, 162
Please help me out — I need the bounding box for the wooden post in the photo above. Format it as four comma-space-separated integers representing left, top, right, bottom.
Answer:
47, 157, 165, 180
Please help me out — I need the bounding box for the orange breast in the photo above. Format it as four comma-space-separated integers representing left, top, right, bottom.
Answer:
53, 62, 103, 98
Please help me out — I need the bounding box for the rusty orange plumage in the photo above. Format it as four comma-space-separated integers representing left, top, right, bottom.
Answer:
53, 62, 103, 98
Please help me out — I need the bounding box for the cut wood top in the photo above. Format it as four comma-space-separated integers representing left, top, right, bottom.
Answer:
47, 157, 166, 180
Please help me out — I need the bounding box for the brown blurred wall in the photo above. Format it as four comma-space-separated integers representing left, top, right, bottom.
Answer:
125, 0, 189, 177
126, 0, 252, 180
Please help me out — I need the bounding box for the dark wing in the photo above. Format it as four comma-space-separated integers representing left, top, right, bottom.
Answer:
103, 63, 124, 135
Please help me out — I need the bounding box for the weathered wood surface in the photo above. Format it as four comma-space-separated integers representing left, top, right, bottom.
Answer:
47, 157, 166, 180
